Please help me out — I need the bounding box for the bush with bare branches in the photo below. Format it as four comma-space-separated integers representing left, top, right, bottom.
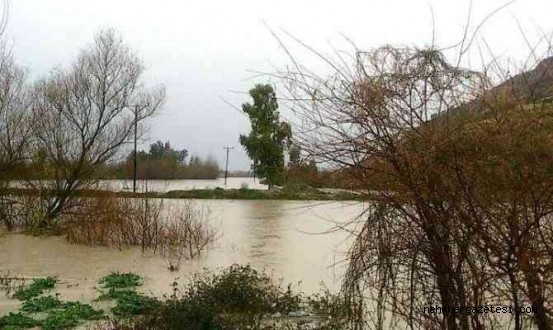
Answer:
277, 33, 553, 330
27, 28, 165, 229
63, 195, 163, 249
159, 203, 216, 271
62, 195, 216, 268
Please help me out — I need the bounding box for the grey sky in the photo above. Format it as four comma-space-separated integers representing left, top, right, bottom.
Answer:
5, 0, 553, 170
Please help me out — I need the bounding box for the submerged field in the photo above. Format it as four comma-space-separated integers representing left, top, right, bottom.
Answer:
0, 200, 362, 322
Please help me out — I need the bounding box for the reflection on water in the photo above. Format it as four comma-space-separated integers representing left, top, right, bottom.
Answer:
0, 200, 364, 314
244, 200, 285, 265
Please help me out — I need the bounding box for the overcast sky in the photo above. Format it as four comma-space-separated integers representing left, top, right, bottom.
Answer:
4, 0, 553, 170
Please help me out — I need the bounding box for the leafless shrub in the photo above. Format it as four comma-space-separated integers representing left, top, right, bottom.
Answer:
274, 25, 553, 330
0, 194, 48, 232
0, 195, 17, 231
63, 194, 163, 249
62, 194, 216, 268
159, 202, 216, 271
0, 272, 26, 297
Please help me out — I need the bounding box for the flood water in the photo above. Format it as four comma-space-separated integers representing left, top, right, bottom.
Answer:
0, 199, 364, 315
9, 177, 268, 192
98, 177, 267, 191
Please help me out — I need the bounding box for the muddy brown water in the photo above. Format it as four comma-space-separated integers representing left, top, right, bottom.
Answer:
0, 199, 364, 315
10, 177, 268, 192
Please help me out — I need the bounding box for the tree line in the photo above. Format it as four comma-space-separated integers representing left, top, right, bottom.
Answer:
103, 140, 220, 180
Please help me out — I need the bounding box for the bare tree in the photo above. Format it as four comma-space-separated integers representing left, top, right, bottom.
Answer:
277, 34, 553, 330
30, 29, 165, 228
160, 202, 216, 271
0, 43, 33, 231
0, 44, 32, 174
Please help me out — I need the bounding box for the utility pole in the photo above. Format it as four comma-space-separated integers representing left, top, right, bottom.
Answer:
223, 146, 234, 185
252, 159, 256, 183
133, 105, 139, 193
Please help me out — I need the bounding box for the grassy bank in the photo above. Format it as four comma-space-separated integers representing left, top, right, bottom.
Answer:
0, 186, 363, 201
162, 186, 362, 201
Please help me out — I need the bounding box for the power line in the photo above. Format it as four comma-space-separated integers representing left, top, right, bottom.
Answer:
133, 105, 139, 193
223, 146, 234, 186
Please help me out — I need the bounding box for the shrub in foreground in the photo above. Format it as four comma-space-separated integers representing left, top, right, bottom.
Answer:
113, 265, 349, 330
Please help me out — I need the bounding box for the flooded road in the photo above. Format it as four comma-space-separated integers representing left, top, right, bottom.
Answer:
0, 200, 364, 315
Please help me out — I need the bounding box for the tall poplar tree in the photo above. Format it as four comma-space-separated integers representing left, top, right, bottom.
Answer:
239, 84, 291, 189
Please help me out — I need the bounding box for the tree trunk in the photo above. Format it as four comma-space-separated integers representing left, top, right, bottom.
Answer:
523, 268, 550, 330
39, 195, 66, 229
434, 255, 459, 330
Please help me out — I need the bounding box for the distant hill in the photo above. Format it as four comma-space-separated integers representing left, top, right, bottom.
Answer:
447, 57, 553, 115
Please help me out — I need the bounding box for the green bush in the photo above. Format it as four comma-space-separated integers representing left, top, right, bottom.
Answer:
128, 264, 302, 330
187, 264, 300, 315
110, 290, 161, 316
99, 272, 142, 289
0, 312, 37, 329
20, 295, 63, 313
0, 268, 349, 330
40, 302, 104, 330
13, 277, 57, 300
97, 272, 160, 317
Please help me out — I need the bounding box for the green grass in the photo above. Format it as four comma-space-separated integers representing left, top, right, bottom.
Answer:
163, 187, 269, 199
109, 290, 160, 316
1, 275, 107, 330
13, 277, 57, 300
99, 272, 142, 289
162, 186, 361, 201
1, 299, 103, 330
1, 185, 362, 201
0, 312, 37, 329
98, 288, 161, 316
2, 297, 103, 330
97, 273, 160, 317
6, 269, 288, 329
1, 269, 350, 329
20, 295, 63, 313
40, 302, 104, 330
